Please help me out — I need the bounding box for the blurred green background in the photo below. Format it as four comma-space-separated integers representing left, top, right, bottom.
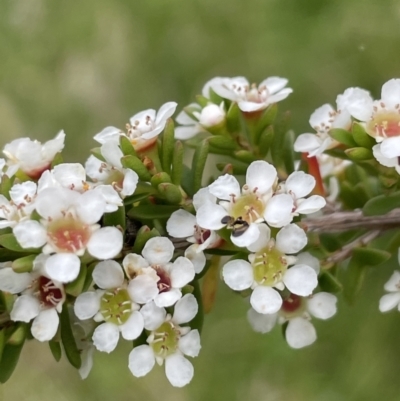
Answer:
1, 0, 400, 400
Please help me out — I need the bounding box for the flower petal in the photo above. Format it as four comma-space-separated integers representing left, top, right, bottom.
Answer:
142, 237, 174, 265
13, 220, 47, 249
250, 286, 282, 314
230, 222, 260, 248
166, 210, 196, 238
140, 301, 166, 330
31, 309, 59, 342
10, 294, 40, 322
208, 174, 240, 200
92, 322, 119, 353
184, 245, 206, 274
307, 292, 337, 320
264, 194, 294, 228
154, 289, 182, 308
276, 224, 307, 254
380, 137, 400, 159
120, 311, 144, 340
128, 275, 159, 304
247, 308, 278, 333
92, 260, 124, 289
285, 171, 315, 198
295, 252, 320, 274
0, 268, 31, 294
246, 161, 277, 195
195, 203, 227, 231
87, 227, 123, 260
283, 265, 318, 296
379, 293, 400, 312
296, 196, 326, 214
381, 79, 400, 109
222, 259, 253, 291
74, 291, 101, 320
45, 253, 81, 283
285, 317, 317, 349
165, 354, 194, 388
178, 329, 201, 357
129, 345, 155, 378
384, 270, 400, 292
173, 293, 198, 325
247, 224, 271, 253
192, 188, 216, 210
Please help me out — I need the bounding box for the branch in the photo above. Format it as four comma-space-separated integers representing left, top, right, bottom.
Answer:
301, 208, 400, 233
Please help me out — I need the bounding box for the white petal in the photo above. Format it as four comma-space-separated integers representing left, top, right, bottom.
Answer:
247, 224, 271, 252
92, 260, 124, 289
295, 252, 320, 274
276, 224, 307, 254
184, 245, 206, 274
45, 253, 80, 283
192, 188, 216, 210
283, 265, 318, 296
379, 293, 400, 312
120, 311, 144, 340
121, 169, 139, 197
246, 161, 277, 194
250, 286, 282, 314
9, 181, 37, 204
261, 77, 289, 94
74, 292, 101, 320
384, 270, 400, 292
173, 293, 198, 324
247, 308, 278, 333
156, 102, 178, 125
294, 133, 323, 154
166, 210, 196, 238
52, 163, 87, 190
128, 275, 159, 304
0, 268, 31, 293
222, 259, 253, 291
380, 137, 400, 159
230, 222, 260, 248
154, 289, 182, 308
142, 237, 174, 265
285, 317, 317, 349
309, 104, 334, 131
79, 346, 94, 380
176, 109, 196, 125
13, 220, 47, 249
381, 79, 400, 109
128, 345, 155, 377
264, 194, 294, 227
92, 322, 119, 353
195, 203, 227, 230
178, 329, 201, 357
100, 140, 123, 168
36, 187, 77, 219
165, 354, 194, 388
31, 309, 59, 342
285, 171, 315, 198
175, 126, 201, 140
307, 292, 337, 319
140, 301, 166, 330
336, 87, 373, 121
296, 195, 326, 214
10, 294, 40, 322
93, 127, 122, 144
372, 144, 397, 168
75, 190, 106, 225
87, 227, 123, 260
208, 174, 240, 200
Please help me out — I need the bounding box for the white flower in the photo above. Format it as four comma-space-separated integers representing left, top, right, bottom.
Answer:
166, 188, 221, 273
341, 79, 400, 163
265, 171, 326, 227
247, 292, 337, 348
0, 254, 65, 342
205, 76, 292, 112
372, 144, 400, 174
222, 224, 317, 314
12, 187, 123, 283
175, 103, 226, 140
129, 294, 201, 388
93, 102, 177, 152
74, 260, 144, 353
379, 260, 400, 313
0, 181, 37, 229
196, 160, 277, 247
126, 237, 195, 307
85, 140, 139, 198
3, 131, 65, 179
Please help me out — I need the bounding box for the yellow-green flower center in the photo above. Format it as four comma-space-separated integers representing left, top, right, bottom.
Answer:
230, 193, 265, 223
367, 111, 400, 138
252, 246, 288, 286
100, 289, 132, 325
151, 322, 179, 357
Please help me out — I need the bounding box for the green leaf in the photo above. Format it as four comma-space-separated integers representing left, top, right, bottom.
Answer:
318, 271, 343, 293
195, 95, 209, 108
258, 125, 275, 157
49, 340, 62, 362
60, 304, 81, 369
352, 122, 375, 148
363, 191, 400, 216
0, 234, 41, 253
127, 204, 180, 220
121, 155, 151, 181
345, 147, 373, 161
103, 205, 126, 230
226, 102, 240, 132
0, 329, 5, 363
352, 247, 391, 266
233, 150, 257, 164
181, 164, 194, 197
0, 291, 15, 313
50, 152, 64, 168
329, 128, 357, 147
82, 262, 96, 293
0, 341, 24, 383
90, 147, 106, 162
192, 140, 209, 194
216, 162, 248, 175
65, 264, 87, 297
157, 183, 182, 204
161, 118, 175, 174
151, 172, 172, 187
207, 135, 238, 151
119, 135, 137, 156
171, 140, 184, 186
0, 174, 13, 199
343, 255, 367, 304
255, 103, 278, 143
324, 148, 349, 160
12, 254, 36, 273
190, 280, 204, 334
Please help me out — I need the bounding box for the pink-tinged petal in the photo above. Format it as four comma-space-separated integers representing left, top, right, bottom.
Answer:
154, 289, 182, 308
74, 292, 101, 320
31, 309, 59, 342
156, 102, 178, 125
173, 294, 198, 325
247, 308, 278, 333
307, 292, 337, 320
381, 79, 400, 109
165, 354, 194, 388
120, 311, 144, 340
222, 259, 253, 291
285, 317, 316, 349
92, 322, 119, 353
45, 253, 80, 283
276, 224, 307, 254
13, 220, 47, 249
142, 237, 174, 265
10, 294, 40, 322
379, 293, 400, 312
230, 222, 260, 248
246, 161, 277, 194
167, 210, 196, 238
250, 286, 282, 314
264, 194, 294, 227
178, 329, 201, 357
0, 268, 31, 294
128, 275, 159, 304
129, 345, 155, 377
285, 171, 315, 198
380, 137, 400, 159
296, 196, 326, 215
283, 265, 318, 296
87, 227, 123, 260
93, 260, 124, 289
140, 301, 166, 330
208, 174, 240, 200
175, 126, 201, 140
195, 203, 227, 231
